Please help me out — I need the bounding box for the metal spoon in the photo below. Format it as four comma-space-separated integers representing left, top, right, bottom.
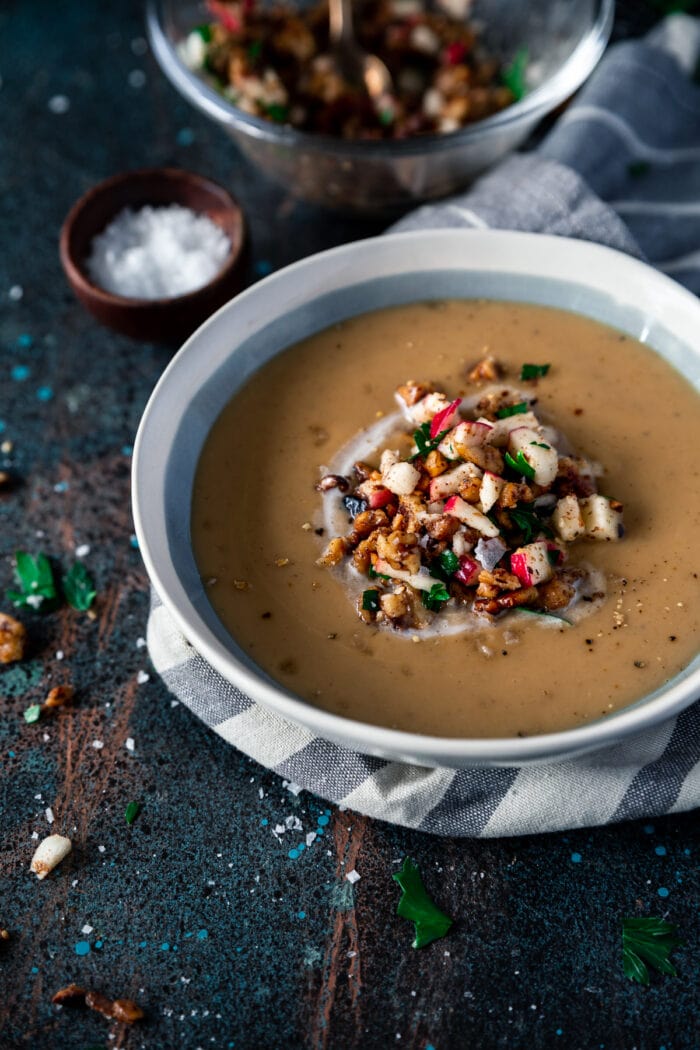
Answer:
327, 0, 393, 104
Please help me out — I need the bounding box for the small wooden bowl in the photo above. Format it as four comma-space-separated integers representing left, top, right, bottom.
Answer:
60, 168, 247, 343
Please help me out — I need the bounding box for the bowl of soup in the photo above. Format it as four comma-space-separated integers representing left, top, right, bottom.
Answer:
132, 229, 700, 767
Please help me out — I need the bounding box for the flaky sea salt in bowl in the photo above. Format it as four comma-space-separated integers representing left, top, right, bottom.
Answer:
60, 168, 247, 343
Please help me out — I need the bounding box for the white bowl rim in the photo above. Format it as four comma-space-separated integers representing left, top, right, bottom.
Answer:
146, 0, 614, 157
133, 229, 700, 767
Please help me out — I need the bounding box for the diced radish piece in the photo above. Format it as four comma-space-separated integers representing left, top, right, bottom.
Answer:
374, 558, 435, 592
479, 471, 504, 513
474, 536, 507, 572
488, 411, 541, 446
429, 461, 482, 500
429, 398, 462, 438
454, 556, 480, 586
383, 461, 421, 496
369, 488, 393, 509
579, 495, 624, 541
438, 421, 492, 460
510, 540, 553, 587
407, 391, 451, 424
444, 495, 500, 537
552, 494, 585, 541
508, 427, 558, 486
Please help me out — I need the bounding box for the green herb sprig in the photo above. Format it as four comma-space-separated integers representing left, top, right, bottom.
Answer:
393, 857, 453, 949
421, 582, 450, 611
6, 552, 58, 612
504, 450, 536, 482
409, 422, 451, 463
496, 401, 528, 419
62, 563, 97, 611
520, 363, 550, 381
501, 47, 528, 101
622, 917, 683, 985
125, 801, 141, 826
509, 504, 552, 543
362, 589, 381, 612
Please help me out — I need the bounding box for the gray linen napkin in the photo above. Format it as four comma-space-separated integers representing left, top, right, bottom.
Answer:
147, 17, 700, 836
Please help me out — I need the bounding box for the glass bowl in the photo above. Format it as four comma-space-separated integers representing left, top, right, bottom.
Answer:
148, 0, 614, 214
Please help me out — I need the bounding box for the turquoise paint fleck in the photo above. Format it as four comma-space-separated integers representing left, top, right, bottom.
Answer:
0, 420, 5, 433
17, 334, 33, 348
184, 931, 194, 938
317, 814, 330, 827
31, 966, 39, 974
130, 534, 139, 549
8, 750, 15, 758
288, 848, 299, 860
260, 818, 268, 826
74, 941, 90, 956
197, 929, 208, 940
177, 127, 195, 146
36, 386, 53, 402
643, 824, 655, 834
657, 886, 669, 898
570, 852, 582, 864
139, 940, 147, 948
94, 940, 103, 948
556, 1031, 563, 1037
297, 911, 306, 920
121, 444, 133, 456
254, 260, 273, 277
11, 365, 30, 381
54, 480, 69, 492
160, 942, 170, 950
655, 845, 667, 856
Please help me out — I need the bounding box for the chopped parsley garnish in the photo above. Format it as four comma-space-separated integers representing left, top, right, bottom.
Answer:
379, 108, 394, 126
421, 581, 450, 611
23, 704, 42, 724
393, 857, 453, 949
362, 589, 381, 612
504, 450, 536, 481
520, 363, 550, 381
496, 401, 528, 419
531, 441, 551, 450
247, 40, 262, 60
439, 549, 460, 576
6, 552, 58, 611
518, 607, 571, 625
622, 917, 682, 985
194, 23, 213, 42
125, 801, 141, 826
368, 564, 389, 581
62, 563, 97, 611
409, 422, 451, 462
501, 47, 528, 101
265, 103, 289, 123
509, 504, 551, 543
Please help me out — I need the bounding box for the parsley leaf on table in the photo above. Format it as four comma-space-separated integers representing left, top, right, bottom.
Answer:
393, 857, 453, 948
6, 552, 58, 611
622, 917, 683, 985
501, 47, 528, 101
63, 562, 97, 611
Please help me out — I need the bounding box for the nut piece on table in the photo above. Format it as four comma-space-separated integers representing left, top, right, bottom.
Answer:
52, 983, 144, 1023
44, 685, 75, 709
30, 834, 72, 879
0, 611, 26, 664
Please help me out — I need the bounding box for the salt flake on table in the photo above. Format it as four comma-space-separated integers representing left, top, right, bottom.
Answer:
81, 924, 93, 934
48, 94, 70, 114
92, 740, 104, 750
283, 780, 303, 796
8, 285, 23, 301
125, 737, 135, 752
137, 670, 150, 684
346, 869, 360, 884
75, 543, 90, 558
45, 807, 54, 824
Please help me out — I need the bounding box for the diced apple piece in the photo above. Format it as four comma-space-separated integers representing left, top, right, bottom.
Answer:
429, 398, 462, 438
510, 540, 553, 587
439, 421, 493, 460
429, 461, 482, 501
406, 391, 452, 425
479, 471, 504, 513
452, 528, 474, 556
488, 411, 541, 447
383, 461, 421, 496
444, 495, 500, 537
379, 448, 399, 473
374, 558, 435, 592
552, 494, 585, 542
454, 555, 480, 586
508, 427, 558, 486
579, 495, 624, 541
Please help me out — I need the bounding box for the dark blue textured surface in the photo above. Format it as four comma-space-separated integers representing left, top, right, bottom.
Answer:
0, 2, 698, 1048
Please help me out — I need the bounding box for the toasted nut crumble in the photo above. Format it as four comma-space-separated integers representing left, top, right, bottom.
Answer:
232, 579, 248, 590
467, 355, 502, 384
52, 984, 144, 1023
275, 557, 290, 567
44, 685, 74, 709
0, 612, 26, 664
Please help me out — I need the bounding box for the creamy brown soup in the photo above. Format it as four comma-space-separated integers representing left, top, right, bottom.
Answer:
191, 301, 700, 738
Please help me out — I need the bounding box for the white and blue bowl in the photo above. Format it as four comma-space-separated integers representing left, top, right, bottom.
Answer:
132, 230, 700, 767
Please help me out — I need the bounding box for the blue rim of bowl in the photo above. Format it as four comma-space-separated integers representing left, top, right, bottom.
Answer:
132, 229, 700, 767
146, 0, 615, 157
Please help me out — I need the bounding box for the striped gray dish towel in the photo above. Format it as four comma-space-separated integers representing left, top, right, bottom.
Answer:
147, 16, 700, 837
